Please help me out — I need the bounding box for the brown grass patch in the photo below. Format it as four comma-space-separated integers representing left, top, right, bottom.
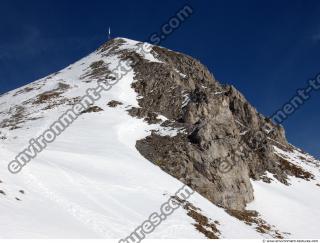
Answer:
32, 82, 70, 105
13, 87, 34, 96
226, 209, 287, 238
33, 91, 62, 104
226, 209, 258, 226
81, 60, 111, 81
277, 156, 314, 181
107, 100, 123, 107
0, 106, 26, 130
171, 196, 220, 239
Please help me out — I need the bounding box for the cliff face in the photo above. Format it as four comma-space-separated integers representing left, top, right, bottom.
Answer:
100, 38, 314, 210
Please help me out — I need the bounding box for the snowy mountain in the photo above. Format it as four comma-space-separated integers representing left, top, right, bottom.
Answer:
0, 37, 319, 239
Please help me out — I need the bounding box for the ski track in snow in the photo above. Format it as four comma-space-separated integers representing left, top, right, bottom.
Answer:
23, 172, 120, 238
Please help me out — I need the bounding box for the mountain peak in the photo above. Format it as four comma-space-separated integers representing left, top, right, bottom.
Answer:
0, 37, 319, 238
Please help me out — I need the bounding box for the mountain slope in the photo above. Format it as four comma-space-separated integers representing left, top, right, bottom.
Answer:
0, 37, 319, 238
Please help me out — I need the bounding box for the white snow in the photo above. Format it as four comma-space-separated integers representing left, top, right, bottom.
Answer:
114, 37, 163, 63
182, 93, 190, 108
174, 68, 187, 78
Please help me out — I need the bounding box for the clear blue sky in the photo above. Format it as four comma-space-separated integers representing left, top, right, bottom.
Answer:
0, 0, 319, 158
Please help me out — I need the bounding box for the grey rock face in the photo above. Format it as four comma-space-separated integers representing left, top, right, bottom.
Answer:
99, 38, 311, 210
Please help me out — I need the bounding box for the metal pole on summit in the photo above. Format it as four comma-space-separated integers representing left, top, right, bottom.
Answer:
108, 27, 111, 40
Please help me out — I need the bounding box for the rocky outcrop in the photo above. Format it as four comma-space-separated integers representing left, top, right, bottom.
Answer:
99, 38, 313, 210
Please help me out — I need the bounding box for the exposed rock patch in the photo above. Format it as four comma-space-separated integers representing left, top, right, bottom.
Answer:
81, 106, 103, 114
128, 107, 162, 124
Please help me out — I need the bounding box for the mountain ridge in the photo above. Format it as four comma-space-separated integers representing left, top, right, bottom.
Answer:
0, 37, 319, 238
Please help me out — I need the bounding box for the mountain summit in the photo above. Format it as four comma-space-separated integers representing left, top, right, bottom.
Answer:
0, 38, 319, 238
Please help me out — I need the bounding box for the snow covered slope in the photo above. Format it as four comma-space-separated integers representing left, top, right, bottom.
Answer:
248, 146, 320, 238
0, 38, 319, 238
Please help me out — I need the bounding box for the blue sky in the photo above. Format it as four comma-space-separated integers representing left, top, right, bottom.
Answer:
0, 0, 319, 157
